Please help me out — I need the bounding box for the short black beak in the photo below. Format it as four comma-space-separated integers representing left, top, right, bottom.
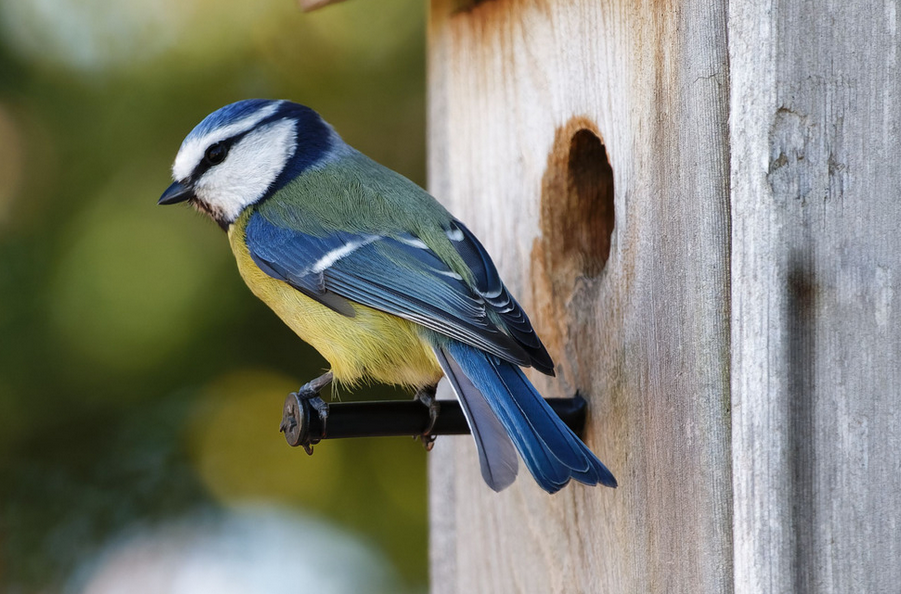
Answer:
158, 181, 195, 205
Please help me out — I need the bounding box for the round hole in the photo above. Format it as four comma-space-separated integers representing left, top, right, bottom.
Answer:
566, 128, 614, 275
539, 119, 615, 283
531, 119, 615, 386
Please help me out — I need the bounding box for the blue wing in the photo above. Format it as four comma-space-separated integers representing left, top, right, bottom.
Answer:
447, 221, 554, 373
244, 210, 552, 371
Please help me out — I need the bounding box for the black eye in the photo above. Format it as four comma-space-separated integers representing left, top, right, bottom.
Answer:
204, 142, 228, 165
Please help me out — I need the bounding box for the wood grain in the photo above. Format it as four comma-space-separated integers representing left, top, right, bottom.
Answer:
729, 1, 901, 592
428, 0, 733, 591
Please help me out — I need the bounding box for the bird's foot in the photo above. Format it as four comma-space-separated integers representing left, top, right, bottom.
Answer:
280, 371, 333, 455
414, 385, 440, 451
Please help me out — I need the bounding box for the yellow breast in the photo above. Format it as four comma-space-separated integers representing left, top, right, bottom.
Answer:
227, 222, 443, 388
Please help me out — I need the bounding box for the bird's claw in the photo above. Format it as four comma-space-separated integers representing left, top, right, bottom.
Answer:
280, 372, 333, 454
414, 386, 440, 451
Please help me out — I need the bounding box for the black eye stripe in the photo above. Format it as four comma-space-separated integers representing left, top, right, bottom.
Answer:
189, 132, 246, 182
187, 115, 283, 183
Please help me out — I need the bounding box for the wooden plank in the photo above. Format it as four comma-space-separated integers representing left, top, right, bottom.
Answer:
427, 0, 733, 591
729, 1, 901, 592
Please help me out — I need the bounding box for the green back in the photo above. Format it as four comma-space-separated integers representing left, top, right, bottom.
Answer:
256, 150, 473, 283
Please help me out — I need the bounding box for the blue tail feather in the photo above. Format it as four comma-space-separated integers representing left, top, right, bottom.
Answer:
490, 360, 594, 472
434, 348, 519, 492
440, 341, 617, 493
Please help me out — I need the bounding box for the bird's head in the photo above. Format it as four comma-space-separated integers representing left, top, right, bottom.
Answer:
159, 99, 341, 229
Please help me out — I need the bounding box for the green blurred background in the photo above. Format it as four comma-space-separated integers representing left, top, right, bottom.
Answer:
0, 0, 428, 591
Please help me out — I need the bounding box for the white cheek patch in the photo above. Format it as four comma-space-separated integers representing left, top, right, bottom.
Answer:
172, 102, 282, 181
193, 118, 297, 223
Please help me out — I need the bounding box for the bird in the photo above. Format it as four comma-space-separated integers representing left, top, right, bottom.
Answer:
159, 99, 617, 493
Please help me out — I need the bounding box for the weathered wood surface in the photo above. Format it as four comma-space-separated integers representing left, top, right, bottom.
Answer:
428, 0, 901, 591
427, 0, 733, 592
729, 1, 901, 592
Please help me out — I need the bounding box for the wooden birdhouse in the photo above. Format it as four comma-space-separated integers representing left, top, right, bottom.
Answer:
305, 0, 901, 591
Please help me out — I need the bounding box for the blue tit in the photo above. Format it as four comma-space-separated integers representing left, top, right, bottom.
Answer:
159, 99, 616, 493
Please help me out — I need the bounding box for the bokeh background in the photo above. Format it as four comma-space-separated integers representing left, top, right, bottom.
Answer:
0, 1, 428, 592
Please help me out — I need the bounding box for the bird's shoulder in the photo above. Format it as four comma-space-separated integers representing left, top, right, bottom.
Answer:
252, 150, 471, 279
258, 150, 448, 234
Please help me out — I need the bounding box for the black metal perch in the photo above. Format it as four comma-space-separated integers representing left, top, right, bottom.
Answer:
280, 394, 589, 454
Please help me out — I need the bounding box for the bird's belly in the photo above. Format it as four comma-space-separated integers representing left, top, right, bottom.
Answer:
229, 229, 443, 388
